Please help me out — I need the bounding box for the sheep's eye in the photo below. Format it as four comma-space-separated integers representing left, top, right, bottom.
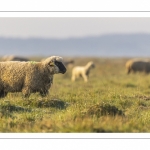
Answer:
49, 62, 55, 66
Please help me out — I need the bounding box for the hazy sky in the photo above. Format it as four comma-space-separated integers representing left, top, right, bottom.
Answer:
1, 17, 150, 39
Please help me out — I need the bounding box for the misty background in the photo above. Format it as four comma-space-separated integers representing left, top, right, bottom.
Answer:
0, 18, 150, 58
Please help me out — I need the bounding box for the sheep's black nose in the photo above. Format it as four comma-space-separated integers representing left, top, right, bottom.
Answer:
61, 68, 67, 74
55, 61, 67, 74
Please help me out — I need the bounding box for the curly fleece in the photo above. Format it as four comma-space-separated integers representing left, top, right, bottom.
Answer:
0, 56, 65, 98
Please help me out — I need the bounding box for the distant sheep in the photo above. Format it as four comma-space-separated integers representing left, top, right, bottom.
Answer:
71, 61, 95, 82
125, 59, 150, 74
64, 60, 74, 68
1, 55, 29, 61
0, 56, 66, 98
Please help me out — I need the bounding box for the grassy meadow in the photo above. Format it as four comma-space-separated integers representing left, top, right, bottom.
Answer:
0, 57, 150, 132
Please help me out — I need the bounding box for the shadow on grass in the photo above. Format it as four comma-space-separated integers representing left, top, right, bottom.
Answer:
24, 99, 69, 109
0, 100, 31, 118
37, 99, 69, 109
125, 83, 137, 88
0, 100, 31, 112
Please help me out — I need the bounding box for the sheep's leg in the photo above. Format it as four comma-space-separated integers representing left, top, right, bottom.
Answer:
127, 69, 130, 74
22, 87, 31, 98
127, 67, 132, 74
82, 74, 88, 82
40, 90, 49, 97
23, 93, 30, 98
0, 90, 7, 98
71, 75, 76, 81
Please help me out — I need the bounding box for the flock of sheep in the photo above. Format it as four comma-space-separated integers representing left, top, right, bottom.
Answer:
0, 55, 149, 98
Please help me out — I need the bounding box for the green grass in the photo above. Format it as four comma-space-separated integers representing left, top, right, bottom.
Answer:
0, 57, 150, 132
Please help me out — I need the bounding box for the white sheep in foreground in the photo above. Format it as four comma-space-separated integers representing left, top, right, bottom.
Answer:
0, 56, 67, 98
71, 61, 95, 82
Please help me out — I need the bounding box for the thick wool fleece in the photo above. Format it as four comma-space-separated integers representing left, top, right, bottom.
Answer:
0, 56, 66, 98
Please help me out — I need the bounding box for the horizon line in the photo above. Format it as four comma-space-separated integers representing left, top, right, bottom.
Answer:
0, 32, 150, 40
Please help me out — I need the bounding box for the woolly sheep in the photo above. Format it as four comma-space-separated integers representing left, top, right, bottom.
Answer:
0, 56, 66, 98
125, 59, 150, 74
1, 55, 29, 61
71, 61, 95, 82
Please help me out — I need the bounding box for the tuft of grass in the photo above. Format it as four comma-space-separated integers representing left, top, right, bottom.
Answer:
23, 98, 69, 109
85, 102, 124, 117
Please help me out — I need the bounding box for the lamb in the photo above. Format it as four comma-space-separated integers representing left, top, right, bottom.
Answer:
0, 56, 67, 98
1, 55, 29, 61
125, 59, 150, 74
71, 61, 95, 82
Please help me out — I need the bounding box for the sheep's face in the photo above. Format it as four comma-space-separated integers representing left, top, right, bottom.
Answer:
91, 63, 95, 68
54, 61, 67, 74
88, 62, 95, 69
45, 56, 67, 74
49, 60, 67, 74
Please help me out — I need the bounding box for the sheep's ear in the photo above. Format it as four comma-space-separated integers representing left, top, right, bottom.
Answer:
49, 61, 55, 66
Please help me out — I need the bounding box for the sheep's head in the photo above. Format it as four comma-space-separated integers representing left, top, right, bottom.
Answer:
43, 56, 67, 74
88, 61, 95, 69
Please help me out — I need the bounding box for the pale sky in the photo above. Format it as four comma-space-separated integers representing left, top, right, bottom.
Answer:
1, 17, 150, 39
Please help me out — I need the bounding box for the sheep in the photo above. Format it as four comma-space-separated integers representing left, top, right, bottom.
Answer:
1, 55, 29, 61
71, 61, 95, 82
0, 56, 67, 98
125, 59, 150, 74
64, 60, 74, 68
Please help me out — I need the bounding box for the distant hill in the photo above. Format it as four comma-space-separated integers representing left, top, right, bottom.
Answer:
0, 33, 150, 57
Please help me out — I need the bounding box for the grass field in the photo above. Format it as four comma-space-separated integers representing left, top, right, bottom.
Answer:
0, 57, 150, 132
